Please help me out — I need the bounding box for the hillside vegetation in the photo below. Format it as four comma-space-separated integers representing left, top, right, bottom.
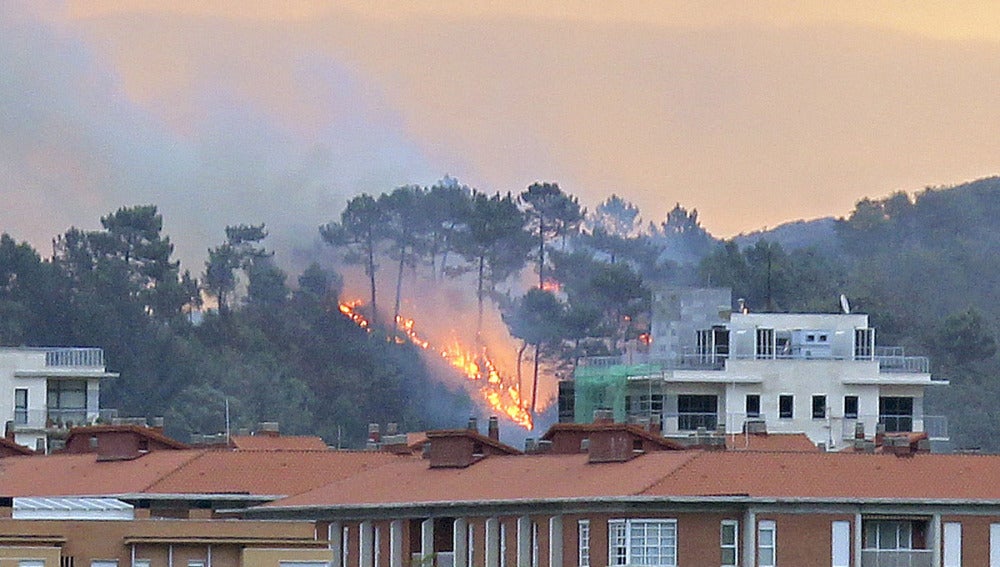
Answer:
2, 177, 999, 448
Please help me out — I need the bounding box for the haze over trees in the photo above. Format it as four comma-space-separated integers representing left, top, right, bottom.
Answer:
3, 176, 1000, 448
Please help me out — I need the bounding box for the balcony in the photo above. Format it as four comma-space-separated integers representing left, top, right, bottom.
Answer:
861, 549, 932, 567
874, 347, 930, 374
44, 348, 104, 368
10, 408, 95, 432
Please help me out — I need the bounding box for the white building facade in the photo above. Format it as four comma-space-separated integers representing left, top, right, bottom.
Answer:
0, 347, 117, 452
572, 288, 949, 451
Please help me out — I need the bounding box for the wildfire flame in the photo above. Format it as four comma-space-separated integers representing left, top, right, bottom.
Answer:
341, 301, 534, 430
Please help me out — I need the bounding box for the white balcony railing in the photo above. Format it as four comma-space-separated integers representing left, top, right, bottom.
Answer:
861, 549, 932, 567
44, 348, 104, 368
10, 408, 94, 430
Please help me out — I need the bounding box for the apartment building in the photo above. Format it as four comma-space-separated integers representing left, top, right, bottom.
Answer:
1, 422, 1000, 566
0, 347, 117, 452
563, 288, 949, 451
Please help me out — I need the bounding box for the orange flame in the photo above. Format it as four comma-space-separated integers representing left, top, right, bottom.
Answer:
341, 301, 534, 429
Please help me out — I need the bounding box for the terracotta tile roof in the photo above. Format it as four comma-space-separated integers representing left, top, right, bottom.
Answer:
146, 450, 404, 496
0, 450, 206, 497
541, 423, 687, 451
267, 451, 702, 508
64, 424, 190, 450
644, 451, 1000, 501
0, 437, 34, 456
723, 433, 819, 452
425, 429, 522, 455
229, 435, 329, 451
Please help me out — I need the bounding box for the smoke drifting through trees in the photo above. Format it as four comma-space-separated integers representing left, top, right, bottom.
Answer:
4, 176, 1000, 447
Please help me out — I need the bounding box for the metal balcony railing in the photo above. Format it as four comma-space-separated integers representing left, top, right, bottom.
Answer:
9, 408, 93, 430
44, 348, 104, 368
861, 549, 932, 567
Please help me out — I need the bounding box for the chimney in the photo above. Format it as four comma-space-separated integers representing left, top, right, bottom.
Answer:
467, 417, 479, 433
259, 422, 280, 437
649, 414, 662, 436
854, 421, 865, 440
488, 416, 500, 441
367, 423, 381, 447
150, 416, 165, 432
588, 429, 635, 463
875, 423, 886, 447
386, 422, 399, 436
4, 420, 13, 441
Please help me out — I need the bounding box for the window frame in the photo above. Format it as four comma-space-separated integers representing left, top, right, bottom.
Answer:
812, 395, 827, 419
758, 520, 776, 567
607, 519, 678, 567
844, 396, 859, 419
745, 395, 761, 418
721, 520, 739, 567
578, 520, 590, 567
779, 395, 794, 419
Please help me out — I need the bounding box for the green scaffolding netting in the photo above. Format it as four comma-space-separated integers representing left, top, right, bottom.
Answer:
572, 364, 661, 423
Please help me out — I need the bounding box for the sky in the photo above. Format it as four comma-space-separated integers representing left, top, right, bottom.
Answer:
4, 1, 1000, 270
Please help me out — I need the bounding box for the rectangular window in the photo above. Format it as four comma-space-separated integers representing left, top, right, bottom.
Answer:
19, 561, 45, 567
812, 395, 827, 419
862, 520, 928, 550
608, 520, 627, 566
831, 521, 850, 567
756, 328, 775, 359
132, 561, 150, 567
468, 523, 474, 567
532, 521, 538, 567
745, 395, 761, 418
342, 526, 349, 567
779, 395, 794, 419
578, 520, 590, 567
188, 561, 204, 567
991, 523, 1000, 567
91, 562, 118, 567
677, 395, 717, 430
721, 520, 738, 567
47, 380, 87, 426
943, 522, 962, 567
844, 396, 859, 419
879, 397, 914, 432
14, 388, 27, 425
758, 520, 776, 567
608, 519, 676, 566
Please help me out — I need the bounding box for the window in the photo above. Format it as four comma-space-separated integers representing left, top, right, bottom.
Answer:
756, 328, 775, 359
745, 395, 760, 418
47, 380, 87, 426
91, 562, 118, 567
844, 396, 859, 419
677, 395, 717, 430
832, 521, 850, 567
943, 522, 962, 567
991, 523, 1000, 567
14, 388, 27, 425
812, 395, 827, 419
19, 561, 45, 567
187, 562, 204, 567
578, 520, 590, 567
879, 397, 914, 432
758, 520, 776, 567
862, 519, 927, 551
608, 519, 677, 566
721, 520, 738, 566
779, 395, 793, 419
131, 561, 150, 567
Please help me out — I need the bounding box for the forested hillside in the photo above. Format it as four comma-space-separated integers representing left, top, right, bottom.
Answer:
2, 177, 1000, 449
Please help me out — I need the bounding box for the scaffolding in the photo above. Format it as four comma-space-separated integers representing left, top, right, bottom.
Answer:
573, 363, 661, 423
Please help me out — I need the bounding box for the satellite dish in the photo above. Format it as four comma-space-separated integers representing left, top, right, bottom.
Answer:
840, 294, 851, 314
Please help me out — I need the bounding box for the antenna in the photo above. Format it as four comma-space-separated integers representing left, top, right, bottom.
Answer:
840, 294, 851, 314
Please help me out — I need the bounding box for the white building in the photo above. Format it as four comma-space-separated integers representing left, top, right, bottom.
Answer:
569, 288, 949, 451
0, 347, 117, 452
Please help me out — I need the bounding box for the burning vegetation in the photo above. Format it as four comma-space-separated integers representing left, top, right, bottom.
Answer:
340, 300, 534, 429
